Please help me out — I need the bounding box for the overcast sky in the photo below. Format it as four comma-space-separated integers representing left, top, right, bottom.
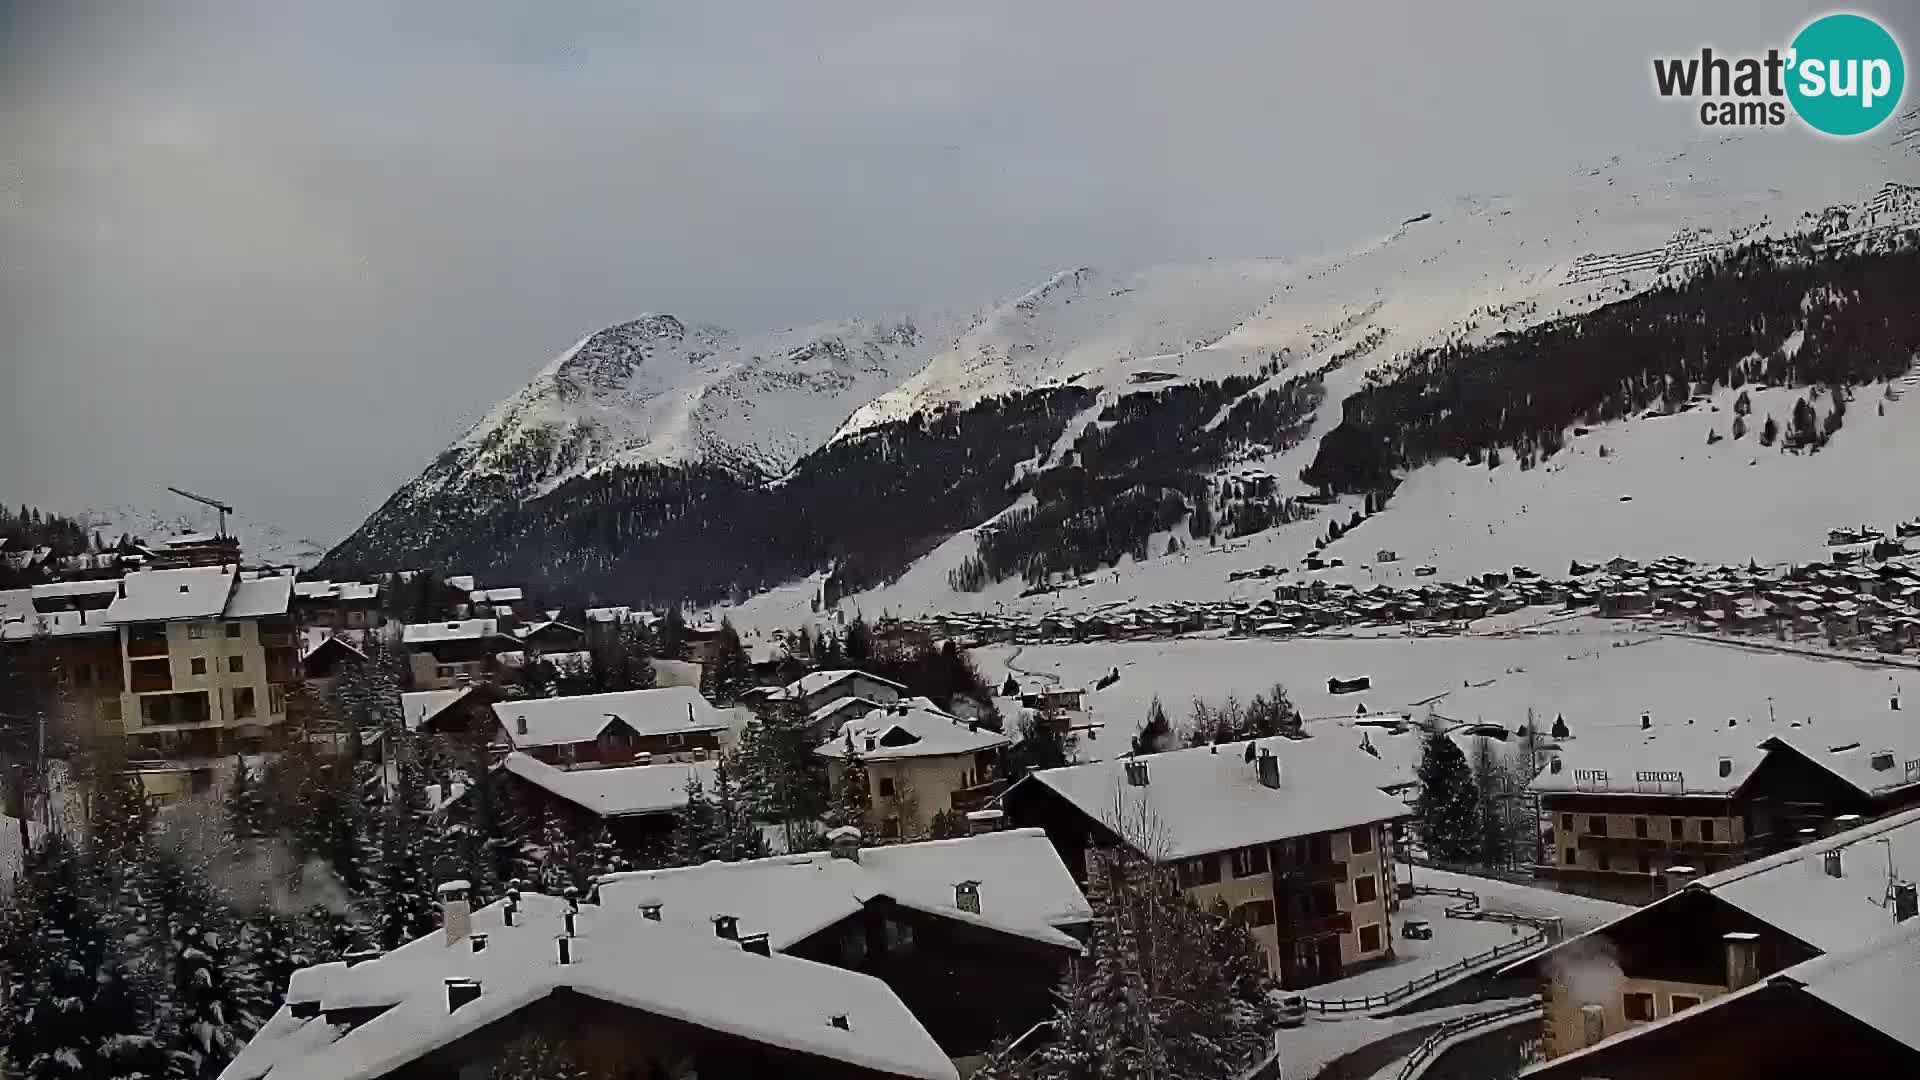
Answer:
2, 1, 1909, 543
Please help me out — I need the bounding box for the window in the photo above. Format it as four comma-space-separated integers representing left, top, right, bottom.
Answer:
225, 622, 243, 639
1596, 851, 1610, 871
877, 777, 896, 798
1561, 813, 1573, 832
1700, 820, 1715, 841
1358, 924, 1383, 953
99, 699, 121, 724
1176, 856, 1222, 889
1670, 994, 1700, 1013
1231, 846, 1269, 878
228, 655, 243, 674
191, 658, 207, 676
1672, 818, 1686, 840
1638, 854, 1651, 874
1589, 816, 1608, 836
879, 816, 900, 839
1354, 874, 1378, 904
1634, 817, 1648, 838
664, 732, 685, 748
1564, 848, 1577, 864
1349, 826, 1374, 854
233, 687, 256, 719
188, 623, 207, 640
1235, 900, 1275, 927
1624, 992, 1654, 1022
269, 685, 287, 715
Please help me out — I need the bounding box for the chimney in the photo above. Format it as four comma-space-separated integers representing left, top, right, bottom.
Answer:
1550, 758, 1563, 774
687, 702, 694, 723
445, 977, 481, 1012
740, 933, 771, 956
829, 1014, 850, 1031
563, 911, 577, 937
557, 935, 574, 965
1871, 751, 1896, 772
1579, 1003, 1605, 1049
470, 933, 488, 954
438, 880, 473, 946
1641, 712, 1651, 730
638, 897, 664, 921
713, 914, 740, 941
515, 715, 528, 736
828, 826, 863, 862
1723, 932, 1761, 990
955, 880, 981, 914
1256, 749, 1281, 790
1823, 848, 1844, 878
1125, 760, 1150, 787
1656, 865, 1696, 900
1895, 881, 1918, 923
1718, 757, 1733, 778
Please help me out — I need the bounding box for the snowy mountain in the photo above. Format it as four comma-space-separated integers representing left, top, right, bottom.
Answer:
74, 503, 327, 569
331, 111, 1920, 611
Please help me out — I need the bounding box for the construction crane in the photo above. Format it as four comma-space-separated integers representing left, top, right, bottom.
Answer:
167, 486, 234, 539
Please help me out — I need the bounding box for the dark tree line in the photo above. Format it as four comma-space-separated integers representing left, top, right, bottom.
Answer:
1303, 241, 1920, 494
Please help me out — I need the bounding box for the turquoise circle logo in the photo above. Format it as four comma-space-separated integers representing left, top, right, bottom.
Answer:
1787, 13, 1905, 136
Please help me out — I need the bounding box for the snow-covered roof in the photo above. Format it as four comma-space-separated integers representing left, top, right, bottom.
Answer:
584, 605, 632, 623
1762, 732, 1920, 800
1529, 729, 1768, 797
1017, 736, 1411, 861
494, 686, 730, 748
225, 573, 294, 619
400, 687, 477, 731
501, 752, 713, 818
222, 892, 957, 1080
469, 586, 523, 603
443, 574, 476, 591
816, 702, 1008, 762
401, 618, 499, 644
601, 827, 1088, 953
28, 578, 121, 600
105, 565, 236, 623
785, 668, 908, 699
0, 606, 117, 640
1519, 918, 1920, 1078
1513, 804, 1920, 980
809, 696, 882, 726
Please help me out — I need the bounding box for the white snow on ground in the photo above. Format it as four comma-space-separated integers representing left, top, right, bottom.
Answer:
1276, 998, 1538, 1080
969, 628, 1919, 786
1303, 893, 1528, 1003
1320, 376, 1920, 583
1396, 867, 1630, 935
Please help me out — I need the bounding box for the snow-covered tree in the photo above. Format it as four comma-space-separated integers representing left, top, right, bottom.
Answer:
737, 697, 829, 845
703, 617, 751, 705
489, 1033, 594, 1080
1132, 697, 1174, 755
1415, 728, 1483, 863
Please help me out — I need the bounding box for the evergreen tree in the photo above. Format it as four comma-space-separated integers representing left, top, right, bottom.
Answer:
1414, 728, 1483, 863
667, 776, 719, 867
704, 618, 751, 705
844, 614, 872, 664
372, 727, 438, 948
738, 697, 829, 846
1132, 697, 1173, 756
1007, 709, 1073, 780
1472, 738, 1512, 869
829, 736, 873, 832
490, 1033, 594, 1080
707, 757, 768, 862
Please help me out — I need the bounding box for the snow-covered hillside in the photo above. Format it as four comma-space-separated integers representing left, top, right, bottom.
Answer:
74, 503, 326, 569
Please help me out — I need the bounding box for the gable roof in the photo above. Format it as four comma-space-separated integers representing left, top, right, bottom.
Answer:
402, 618, 500, 644
105, 566, 237, 623
786, 669, 908, 699
500, 753, 715, 818
600, 828, 1089, 953
222, 892, 956, 1080
493, 686, 730, 748
1015, 735, 1410, 861
400, 687, 479, 731
1528, 729, 1769, 797
1510, 803, 1920, 976
815, 702, 1008, 762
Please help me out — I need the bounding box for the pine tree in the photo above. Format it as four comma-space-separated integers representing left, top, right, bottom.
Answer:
704, 618, 751, 705
830, 736, 873, 832
844, 614, 873, 664
738, 697, 829, 845
1132, 697, 1173, 755
1415, 728, 1483, 863
1472, 738, 1511, 869
668, 775, 719, 867
372, 727, 438, 948
707, 757, 768, 862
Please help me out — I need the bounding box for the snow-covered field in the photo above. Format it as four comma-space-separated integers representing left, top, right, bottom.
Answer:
970, 626, 1917, 770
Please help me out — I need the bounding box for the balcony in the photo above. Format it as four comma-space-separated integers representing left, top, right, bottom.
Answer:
1275, 859, 1348, 884
950, 778, 1007, 814
1576, 833, 1747, 857
1277, 911, 1352, 940
126, 635, 169, 659
129, 660, 173, 693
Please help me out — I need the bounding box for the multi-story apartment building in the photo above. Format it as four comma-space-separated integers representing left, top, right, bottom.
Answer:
104, 565, 296, 771
290, 579, 383, 632
817, 700, 1009, 840
401, 618, 521, 689
1510, 805, 1920, 1072
1532, 727, 1920, 902
1005, 734, 1411, 988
